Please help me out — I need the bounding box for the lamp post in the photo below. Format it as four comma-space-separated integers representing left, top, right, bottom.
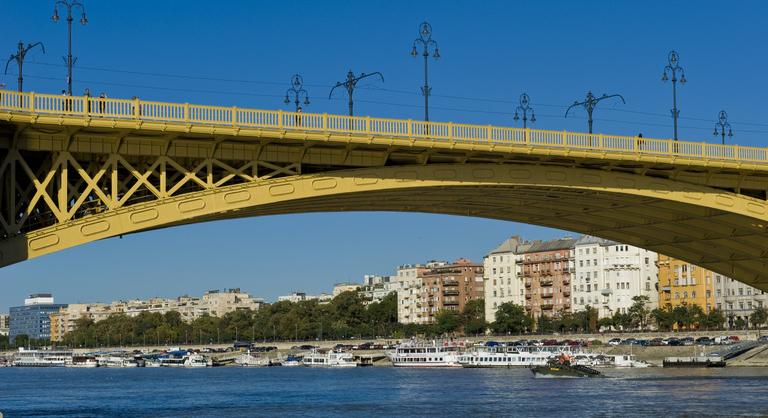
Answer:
661, 50, 687, 141
410, 21, 440, 122
513, 93, 536, 129
565, 91, 626, 134
284, 74, 309, 112
329, 70, 384, 116
52, 1, 88, 96
713, 110, 733, 145
5, 41, 45, 92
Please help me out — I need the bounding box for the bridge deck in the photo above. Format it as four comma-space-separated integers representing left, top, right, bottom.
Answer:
0, 90, 766, 171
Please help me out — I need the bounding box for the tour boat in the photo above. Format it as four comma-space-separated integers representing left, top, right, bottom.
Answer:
97, 355, 139, 368
12, 348, 73, 367
386, 340, 465, 368
302, 349, 357, 368
158, 350, 210, 367
458, 346, 552, 368
235, 351, 272, 367
67, 355, 99, 368
612, 354, 651, 368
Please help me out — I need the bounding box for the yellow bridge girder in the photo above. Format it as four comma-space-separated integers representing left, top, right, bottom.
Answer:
0, 90, 767, 291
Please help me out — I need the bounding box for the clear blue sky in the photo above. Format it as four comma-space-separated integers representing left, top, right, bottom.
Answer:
1, 0, 766, 311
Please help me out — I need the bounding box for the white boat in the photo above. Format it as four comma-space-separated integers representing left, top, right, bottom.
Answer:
158, 350, 209, 367
12, 348, 72, 367
97, 355, 138, 368
282, 354, 303, 367
235, 351, 272, 367
386, 340, 465, 368
612, 354, 651, 368
458, 346, 552, 368
302, 349, 357, 368
67, 356, 99, 368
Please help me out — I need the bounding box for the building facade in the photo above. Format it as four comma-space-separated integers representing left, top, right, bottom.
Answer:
276, 292, 332, 303
360, 275, 397, 305
483, 236, 531, 323
395, 263, 428, 324
419, 259, 484, 321
522, 238, 575, 320
657, 255, 716, 312
713, 275, 768, 327
572, 236, 659, 318
0, 313, 9, 336
332, 283, 361, 298
9, 294, 67, 344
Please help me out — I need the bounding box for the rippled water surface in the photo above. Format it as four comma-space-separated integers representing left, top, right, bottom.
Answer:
1, 367, 767, 417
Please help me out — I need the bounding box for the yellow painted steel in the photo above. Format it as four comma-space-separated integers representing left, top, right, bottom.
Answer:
0, 90, 767, 291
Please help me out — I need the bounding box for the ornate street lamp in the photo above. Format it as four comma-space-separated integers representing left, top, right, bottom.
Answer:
52, 0, 88, 96
565, 91, 625, 134
411, 22, 440, 122
661, 50, 687, 141
329, 70, 384, 116
513, 93, 536, 129
4, 41, 45, 92
713, 110, 733, 145
284, 74, 310, 112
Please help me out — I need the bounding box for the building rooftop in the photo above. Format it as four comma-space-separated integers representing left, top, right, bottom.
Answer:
573, 235, 617, 247
524, 237, 577, 253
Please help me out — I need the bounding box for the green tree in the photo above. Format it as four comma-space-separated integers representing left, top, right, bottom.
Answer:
491, 302, 533, 334
750, 307, 768, 330
651, 305, 675, 331
701, 308, 725, 330
435, 310, 462, 335
462, 299, 487, 336
628, 295, 651, 330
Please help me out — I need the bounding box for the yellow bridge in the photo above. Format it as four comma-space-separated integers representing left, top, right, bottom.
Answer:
1, 90, 767, 290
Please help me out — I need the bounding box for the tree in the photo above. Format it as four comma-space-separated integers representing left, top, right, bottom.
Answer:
750, 307, 768, 330
628, 296, 651, 330
701, 309, 725, 331
611, 311, 632, 331
651, 305, 675, 331
462, 299, 487, 336
492, 302, 533, 334
435, 310, 462, 335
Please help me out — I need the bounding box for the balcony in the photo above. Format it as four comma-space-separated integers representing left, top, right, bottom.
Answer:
661, 286, 671, 292
541, 293, 554, 299
541, 304, 554, 310
443, 289, 459, 296
444, 300, 459, 306
562, 277, 570, 285
540, 279, 553, 286
563, 290, 571, 297
524, 280, 532, 288
525, 293, 532, 299
600, 288, 613, 296
443, 280, 459, 286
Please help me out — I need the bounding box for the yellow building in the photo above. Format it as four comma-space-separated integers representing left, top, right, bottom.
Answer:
657, 255, 716, 312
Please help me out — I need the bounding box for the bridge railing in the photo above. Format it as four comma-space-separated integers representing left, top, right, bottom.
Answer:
0, 89, 766, 164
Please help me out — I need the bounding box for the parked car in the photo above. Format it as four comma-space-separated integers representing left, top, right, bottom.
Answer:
680, 337, 695, 346
667, 338, 683, 346
729, 336, 741, 343
695, 337, 714, 346
758, 335, 768, 343
607, 338, 622, 346
649, 338, 664, 346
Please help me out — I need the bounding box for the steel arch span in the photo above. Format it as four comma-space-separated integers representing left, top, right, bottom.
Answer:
1, 89, 768, 291
1, 163, 768, 290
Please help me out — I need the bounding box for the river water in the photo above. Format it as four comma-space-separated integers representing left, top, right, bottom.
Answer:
1, 367, 767, 417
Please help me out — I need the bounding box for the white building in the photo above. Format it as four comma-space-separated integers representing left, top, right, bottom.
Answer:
276, 291, 332, 304
360, 275, 397, 305
572, 236, 658, 318
395, 264, 427, 324
713, 274, 768, 328
332, 283, 361, 298
483, 236, 531, 323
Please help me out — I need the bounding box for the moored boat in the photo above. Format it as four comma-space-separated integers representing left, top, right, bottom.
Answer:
386, 339, 465, 368
302, 349, 357, 368
12, 347, 72, 367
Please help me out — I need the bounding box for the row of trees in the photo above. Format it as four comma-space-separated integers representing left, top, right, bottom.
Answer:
4, 292, 768, 349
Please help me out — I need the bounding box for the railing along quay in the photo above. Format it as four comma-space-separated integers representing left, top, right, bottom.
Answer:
0, 89, 766, 164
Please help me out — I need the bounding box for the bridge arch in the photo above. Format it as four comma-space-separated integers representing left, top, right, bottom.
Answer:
2, 163, 767, 290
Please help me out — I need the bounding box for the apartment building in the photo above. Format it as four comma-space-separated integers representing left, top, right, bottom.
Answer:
657, 255, 716, 312
483, 236, 531, 323
522, 238, 576, 320
572, 236, 658, 318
